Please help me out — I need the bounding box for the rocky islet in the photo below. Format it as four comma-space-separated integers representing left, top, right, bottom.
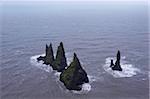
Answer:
37, 43, 123, 91
110, 50, 123, 71
37, 42, 89, 91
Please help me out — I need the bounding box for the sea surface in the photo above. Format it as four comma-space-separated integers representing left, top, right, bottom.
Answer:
1, 1, 149, 99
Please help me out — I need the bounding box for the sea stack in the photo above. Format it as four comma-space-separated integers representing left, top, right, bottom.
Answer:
37, 43, 54, 65
60, 53, 89, 91
52, 42, 67, 72
111, 50, 122, 71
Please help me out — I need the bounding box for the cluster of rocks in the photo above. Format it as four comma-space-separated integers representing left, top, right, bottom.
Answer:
37, 42, 89, 91
37, 43, 54, 66
110, 50, 123, 71
37, 42, 123, 91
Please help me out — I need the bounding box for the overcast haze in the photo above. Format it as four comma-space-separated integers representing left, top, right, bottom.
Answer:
2, 0, 148, 2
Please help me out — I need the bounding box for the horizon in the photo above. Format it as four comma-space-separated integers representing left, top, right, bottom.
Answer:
2, 0, 148, 1
1, 0, 148, 3
1, 1, 148, 6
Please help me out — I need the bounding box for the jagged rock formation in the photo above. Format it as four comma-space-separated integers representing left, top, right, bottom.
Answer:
111, 50, 122, 71
37, 42, 89, 91
52, 42, 67, 72
37, 43, 54, 65
60, 53, 89, 91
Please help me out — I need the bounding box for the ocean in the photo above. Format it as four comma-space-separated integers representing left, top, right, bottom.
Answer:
1, 1, 149, 99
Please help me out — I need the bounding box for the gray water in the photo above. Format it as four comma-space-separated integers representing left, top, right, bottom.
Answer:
1, 2, 149, 99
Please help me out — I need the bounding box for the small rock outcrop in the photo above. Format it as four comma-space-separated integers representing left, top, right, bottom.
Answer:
110, 59, 114, 67
37, 43, 54, 65
111, 50, 122, 71
60, 53, 89, 91
52, 42, 67, 72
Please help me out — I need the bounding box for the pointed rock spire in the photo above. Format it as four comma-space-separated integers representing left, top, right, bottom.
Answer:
72, 53, 82, 69
37, 43, 54, 65
60, 53, 89, 91
111, 50, 122, 71
52, 42, 67, 72
117, 50, 120, 61
44, 43, 54, 65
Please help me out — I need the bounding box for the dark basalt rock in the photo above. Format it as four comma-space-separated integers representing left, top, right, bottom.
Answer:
37, 43, 54, 65
111, 50, 122, 71
52, 42, 67, 72
37, 56, 45, 62
110, 59, 114, 67
45, 43, 54, 65
60, 53, 89, 91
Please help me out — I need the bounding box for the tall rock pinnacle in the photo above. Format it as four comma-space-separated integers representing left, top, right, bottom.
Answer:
44, 43, 54, 65
37, 43, 54, 66
52, 42, 67, 72
60, 53, 89, 91
111, 50, 122, 71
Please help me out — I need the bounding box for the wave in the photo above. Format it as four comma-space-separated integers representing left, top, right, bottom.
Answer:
72, 83, 91, 94
30, 54, 53, 73
30, 53, 95, 94
103, 56, 140, 78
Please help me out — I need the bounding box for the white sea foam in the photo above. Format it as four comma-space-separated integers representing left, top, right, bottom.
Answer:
65, 53, 72, 65
54, 72, 61, 77
30, 53, 93, 94
30, 54, 53, 73
88, 75, 98, 83
103, 56, 140, 78
72, 83, 91, 94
